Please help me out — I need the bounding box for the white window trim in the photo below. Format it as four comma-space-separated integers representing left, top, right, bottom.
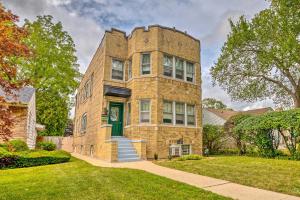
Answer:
111, 58, 125, 81
140, 53, 151, 76
163, 100, 173, 124
139, 99, 151, 124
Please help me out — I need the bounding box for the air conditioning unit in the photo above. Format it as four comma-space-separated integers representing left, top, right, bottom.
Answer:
169, 144, 191, 157
169, 144, 181, 157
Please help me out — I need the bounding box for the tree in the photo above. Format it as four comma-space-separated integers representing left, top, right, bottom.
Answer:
20, 15, 80, 136
202, 98, 228, 109
225, 114, 251, 155
211, 0, 300, 108
203, 124, 225, 154
235, 109, 300, 157
0, 4, 31, 141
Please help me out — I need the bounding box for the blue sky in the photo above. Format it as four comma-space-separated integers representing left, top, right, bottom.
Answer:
2, 0, 273, 111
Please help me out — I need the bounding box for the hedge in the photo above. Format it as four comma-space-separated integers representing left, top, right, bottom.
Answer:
0, 150, 71, 169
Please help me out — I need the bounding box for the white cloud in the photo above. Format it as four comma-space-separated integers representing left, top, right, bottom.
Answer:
1, 0, 274, 111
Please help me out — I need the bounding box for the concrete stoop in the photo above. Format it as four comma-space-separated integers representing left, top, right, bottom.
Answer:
111, 136, 140, 162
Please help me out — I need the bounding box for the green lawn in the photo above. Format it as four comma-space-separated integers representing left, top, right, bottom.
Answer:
156, 156, 300, 197
0, 158, 230, 200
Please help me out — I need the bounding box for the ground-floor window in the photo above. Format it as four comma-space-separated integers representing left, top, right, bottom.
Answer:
140, 99, 150, 123
163, 101, 173, 124
127, 102, 131, 125
162, 100, 196, 126
187, 105, 195, 125
175, 102, 185, 125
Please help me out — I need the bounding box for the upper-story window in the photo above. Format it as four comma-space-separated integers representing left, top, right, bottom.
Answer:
112, 59, 124, 80
128, 60, 132, 80
81, 113, 87, 134
140, 99, 150, 123
186, 62, 194, 82
175, 58, 184, 79
163, 55, 173, 77
141, 53, 151, 75
163, 101, 173, 124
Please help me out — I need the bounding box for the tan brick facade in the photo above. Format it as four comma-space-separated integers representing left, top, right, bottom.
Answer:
74, 25, 202, 161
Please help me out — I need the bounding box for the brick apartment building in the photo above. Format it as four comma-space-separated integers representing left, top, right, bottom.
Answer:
73, 25, 202, 162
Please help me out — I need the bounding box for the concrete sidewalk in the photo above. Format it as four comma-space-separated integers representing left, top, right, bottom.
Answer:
72, 153, 300, 200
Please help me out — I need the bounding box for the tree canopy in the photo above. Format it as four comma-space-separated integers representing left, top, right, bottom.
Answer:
21, 15, 80, 136
211, 0, 300, 108
235, 109, 300, 156
202, 98, 228, 109
0, 3, 31, 141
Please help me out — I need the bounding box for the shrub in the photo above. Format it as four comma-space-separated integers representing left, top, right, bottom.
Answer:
0, 150, 71, 169
37, 141, 56, 151
8, 140, 29, 152
0, 144, 8, 151
178, 154, 202, 161
203, 124, 225, 154
217, 148, 240, 155
0, 149, 19, 169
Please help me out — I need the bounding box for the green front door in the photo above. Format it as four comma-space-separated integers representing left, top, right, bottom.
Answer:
108, 102, 124, 136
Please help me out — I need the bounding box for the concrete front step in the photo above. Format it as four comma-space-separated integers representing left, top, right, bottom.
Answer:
118, 157, 140, 162
111, 136, 141, 162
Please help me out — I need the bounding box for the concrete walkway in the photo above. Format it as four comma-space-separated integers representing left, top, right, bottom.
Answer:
72, 153, 300, 200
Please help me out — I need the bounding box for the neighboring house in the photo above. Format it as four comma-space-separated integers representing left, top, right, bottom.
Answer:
203, 107, 273, 126
74, 25, 202, 162
0, 87, 41, 149
202, 107, 273, 148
